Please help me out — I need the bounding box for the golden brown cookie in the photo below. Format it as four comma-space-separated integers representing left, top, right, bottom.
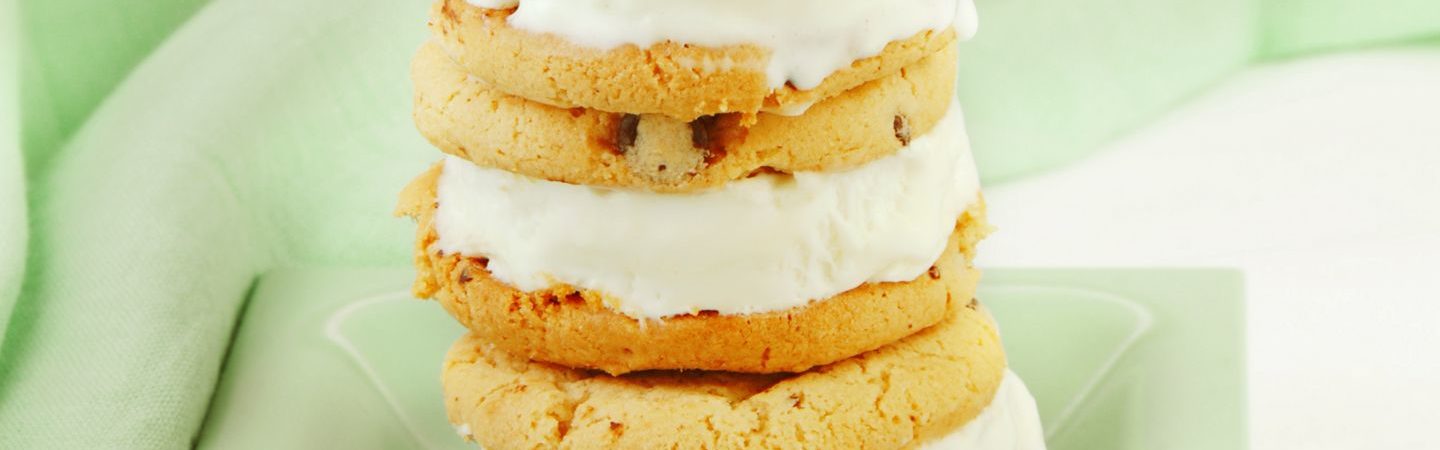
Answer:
411, 40, 957, 192
442, 300, 1007, 450
428, 0, 958, 120
398, 166, 990, 374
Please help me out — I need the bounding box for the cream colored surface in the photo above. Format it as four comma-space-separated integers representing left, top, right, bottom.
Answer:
979, 49, 1440, 450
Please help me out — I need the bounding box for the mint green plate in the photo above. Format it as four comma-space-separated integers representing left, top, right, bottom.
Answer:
196, 269, 1245, 449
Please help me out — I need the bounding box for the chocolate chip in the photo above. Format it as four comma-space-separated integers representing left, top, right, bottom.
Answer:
894, 114, 912, 146
690, 115, 725, 164
690, 114, 743, 165
691, 115, 718, 150
615, 114, 640, 154
966, 298, 979, 310
458, 268, 473, 283
927, 266, 941, 280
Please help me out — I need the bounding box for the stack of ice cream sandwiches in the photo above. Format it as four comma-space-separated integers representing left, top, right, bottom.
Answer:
396, 0, 1047, 448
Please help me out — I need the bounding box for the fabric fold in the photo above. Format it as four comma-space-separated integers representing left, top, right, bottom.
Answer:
2, 0, 28, 355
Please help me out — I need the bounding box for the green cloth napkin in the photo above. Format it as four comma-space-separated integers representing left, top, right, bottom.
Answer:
2, 1, 430, 447
1263, 0, 1440, 56
2, 0, 1438, 448
2, 0, 25, 354
17, 0, 212, 176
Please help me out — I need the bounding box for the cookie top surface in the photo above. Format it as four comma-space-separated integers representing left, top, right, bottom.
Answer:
411, 40, 958, 192
441, 302, 1008, 449
429, 0, 964, 119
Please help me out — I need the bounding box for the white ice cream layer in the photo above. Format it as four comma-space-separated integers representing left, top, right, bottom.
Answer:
466, 0, 978, 89
922, 370, 1048, 450
432, 103, 980, 319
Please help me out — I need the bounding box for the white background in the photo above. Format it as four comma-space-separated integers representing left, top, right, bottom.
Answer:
978, 48, 1440, 450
